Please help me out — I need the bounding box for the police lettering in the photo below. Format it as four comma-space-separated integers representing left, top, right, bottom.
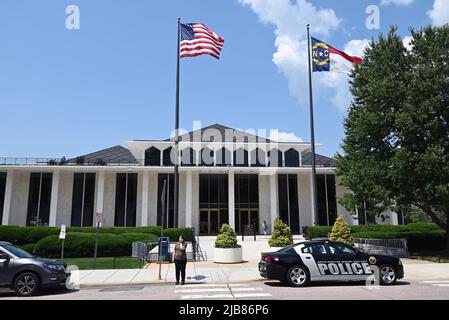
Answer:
317, 262, 372, 276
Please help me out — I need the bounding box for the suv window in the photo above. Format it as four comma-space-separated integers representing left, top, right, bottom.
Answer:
326, 243, 357, 257
302, 243, 328, 255
0, 244, 33, 259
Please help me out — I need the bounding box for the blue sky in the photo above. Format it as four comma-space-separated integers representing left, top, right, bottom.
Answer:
0, 0, 446, 158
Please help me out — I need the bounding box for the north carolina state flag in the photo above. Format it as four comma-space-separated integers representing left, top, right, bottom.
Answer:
312, 37, 362, 74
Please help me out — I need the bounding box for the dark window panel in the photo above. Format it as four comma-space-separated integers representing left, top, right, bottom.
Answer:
163, 148, 174, 166
209, 175, 219, 204
71, 173, 84, 227
288, 174, 300, 233
26, 173, 52, 227
82, 173, 96, 227
278, 174, 289, 224
285, 149, 300, 167
115, 173, 127, 227
157, 174, 175, 228
126, 173, 137, 227
145, 147, 161, 166
326, 175, 337, 226
317, 174, 328, 226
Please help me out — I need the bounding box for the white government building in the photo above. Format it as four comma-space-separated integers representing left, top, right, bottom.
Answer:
0, 124, 398, 234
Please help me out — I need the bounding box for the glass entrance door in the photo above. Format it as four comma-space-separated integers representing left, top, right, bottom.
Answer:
199, 209, 221, 235
235, 209, 259, 234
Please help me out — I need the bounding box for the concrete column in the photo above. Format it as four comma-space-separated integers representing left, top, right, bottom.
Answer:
2, 170, 14, 225
228, 170, 235, 230
141, 171, 150, 226
185, 171, 193, 227
269, 173, 278, 231
148, 172, 158, 226
96, 171, 105, 217
49, 171, 60, 227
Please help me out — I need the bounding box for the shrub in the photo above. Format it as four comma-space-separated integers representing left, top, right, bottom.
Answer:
215, 224, 239, 248
34, 232, 158, 258
0, 226, 60, 245
306, 226, 332, 239
268, 218, 293, 247
330, 216, 354, 246
0, 225, 192, 245
162, 228, 193, 242
21, 243, 36, 254
66, 226, 162, 236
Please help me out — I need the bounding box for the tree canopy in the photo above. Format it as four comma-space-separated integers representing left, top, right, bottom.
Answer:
337, 25, 449, 247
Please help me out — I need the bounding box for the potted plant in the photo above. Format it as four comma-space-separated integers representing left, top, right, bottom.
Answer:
268, 218, 293, 249
214, 224, 242, 263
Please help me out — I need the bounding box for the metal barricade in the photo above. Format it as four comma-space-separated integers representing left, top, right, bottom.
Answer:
354, 238, 409, 258
132, 241, 202, 264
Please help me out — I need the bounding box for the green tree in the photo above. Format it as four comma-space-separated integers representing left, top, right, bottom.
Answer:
329, 216, 354, 246
215, 224, 239, 248
268, 218, 293, 247
337, 25, 449, 248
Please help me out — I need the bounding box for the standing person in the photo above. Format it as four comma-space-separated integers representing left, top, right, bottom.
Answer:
173, 235, 187, 285
262, 220, 268, 236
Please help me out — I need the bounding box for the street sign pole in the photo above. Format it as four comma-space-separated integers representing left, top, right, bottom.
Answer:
93, 212, 102, 269
59, 225, 66, 260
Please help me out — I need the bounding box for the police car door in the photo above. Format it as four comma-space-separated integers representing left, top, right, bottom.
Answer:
323, 243, 372, 281
295, 242, 330, 281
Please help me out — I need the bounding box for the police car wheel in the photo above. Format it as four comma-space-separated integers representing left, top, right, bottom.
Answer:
286, 266, 309, 287
379, 265, 397, 285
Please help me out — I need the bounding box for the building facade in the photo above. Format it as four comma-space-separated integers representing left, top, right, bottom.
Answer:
0, 124, 398, 234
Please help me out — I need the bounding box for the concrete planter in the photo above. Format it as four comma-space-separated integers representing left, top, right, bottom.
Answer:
213, 247, 243, 264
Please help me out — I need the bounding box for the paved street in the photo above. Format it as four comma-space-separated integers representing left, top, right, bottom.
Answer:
2, 279, 449, 300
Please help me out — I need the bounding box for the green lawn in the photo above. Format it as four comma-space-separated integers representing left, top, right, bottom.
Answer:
63, 257, 144, 270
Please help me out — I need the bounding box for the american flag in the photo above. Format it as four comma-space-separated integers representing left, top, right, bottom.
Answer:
180, 23, 224, 60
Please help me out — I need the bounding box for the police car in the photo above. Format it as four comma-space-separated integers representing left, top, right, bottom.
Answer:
259, 240, 404, 287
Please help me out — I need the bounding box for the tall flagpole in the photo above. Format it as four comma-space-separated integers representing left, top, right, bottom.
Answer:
174, 17, 181, 228
307, 24, 319, 226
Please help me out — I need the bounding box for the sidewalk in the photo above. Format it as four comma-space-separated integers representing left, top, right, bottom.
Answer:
73, 260, 261, 287
72, 259, 449, 287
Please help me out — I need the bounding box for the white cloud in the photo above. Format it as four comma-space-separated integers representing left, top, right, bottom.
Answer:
239, 0, 343, 109
239, 0, 368, 111
427, 0, 449, 26
380, 0, 414, 6
318, 39, 370, 110
402, 36, 413, 51
270, 131, 303, 142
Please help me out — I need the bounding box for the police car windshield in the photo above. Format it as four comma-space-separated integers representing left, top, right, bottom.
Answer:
0, 244, 33, 259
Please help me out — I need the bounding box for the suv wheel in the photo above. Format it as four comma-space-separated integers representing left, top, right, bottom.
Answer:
14, 272, 40, 297
286, 265, 310, 287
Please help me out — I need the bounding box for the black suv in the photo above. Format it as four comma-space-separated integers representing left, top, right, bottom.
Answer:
0, 241, 71, 296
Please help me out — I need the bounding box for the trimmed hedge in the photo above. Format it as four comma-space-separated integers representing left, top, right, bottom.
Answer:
34, 233, 159, 258
21, 243, 36, 254
306, 223, 446, 251
0, 225, 191, 246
